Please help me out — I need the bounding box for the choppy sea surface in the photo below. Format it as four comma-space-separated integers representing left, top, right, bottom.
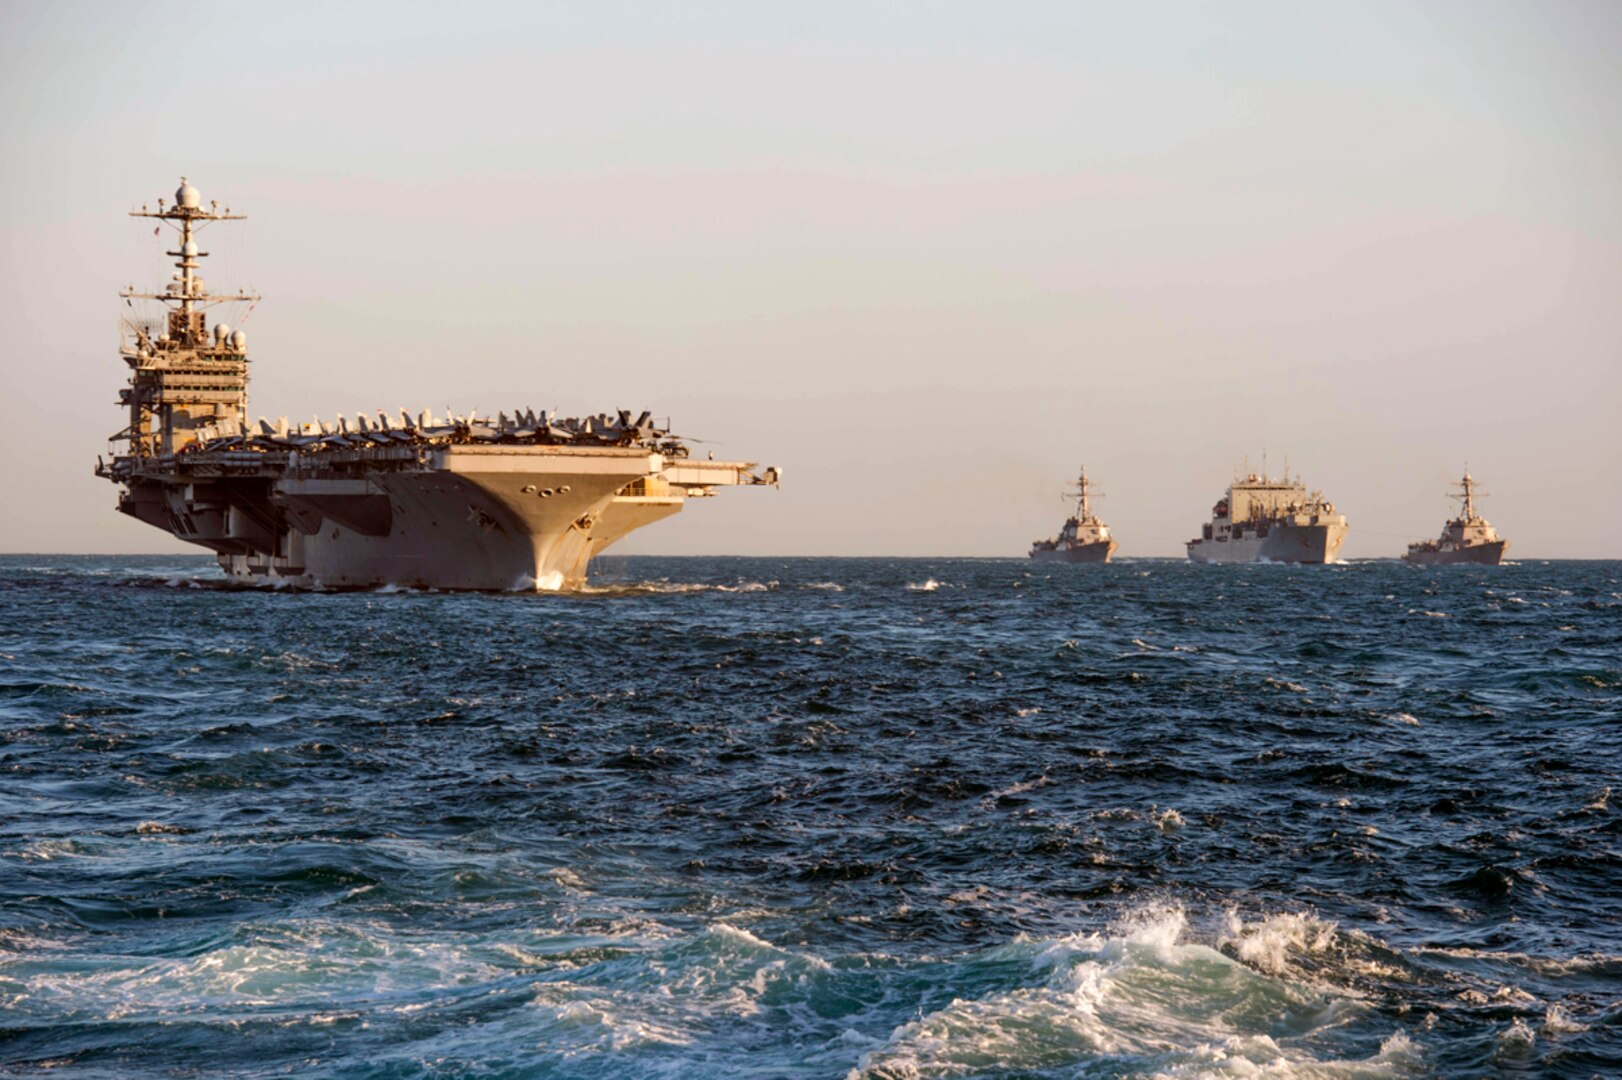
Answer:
1, 554, 1618, 1079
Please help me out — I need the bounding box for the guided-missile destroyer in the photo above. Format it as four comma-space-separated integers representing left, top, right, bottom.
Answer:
1403, 470, 1508, 565
1029, 465, 1117, 563
95, 179, 778, 590
1186, 467, 1347, 564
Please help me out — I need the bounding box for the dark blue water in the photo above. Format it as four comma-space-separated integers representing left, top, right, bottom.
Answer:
2, 555, 1618, 1078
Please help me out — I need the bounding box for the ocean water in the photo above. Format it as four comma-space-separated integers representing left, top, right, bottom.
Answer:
1, 554, 1618, 1079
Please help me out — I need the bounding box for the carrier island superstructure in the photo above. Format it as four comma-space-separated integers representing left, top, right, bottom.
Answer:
1186, 467, 1348, 564
95, 179, 778, 590
1403, 470, 1509, 566
1029, 465, 1117, 563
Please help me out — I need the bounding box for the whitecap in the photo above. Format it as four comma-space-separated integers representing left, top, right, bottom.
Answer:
849, 906, 1410, 1080
983, 776, 1050, 805
1543, 1004, 1589, 1034
1497, 1016, 1537, 1050
543, 866, 588, 890
906, 578, 942, 592
1153, 807, 1186, 833
1221, 910, 1339, 977
715, 581, 773, 592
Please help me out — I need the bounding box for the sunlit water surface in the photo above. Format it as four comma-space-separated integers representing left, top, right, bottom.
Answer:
1, 554, 1618, 1078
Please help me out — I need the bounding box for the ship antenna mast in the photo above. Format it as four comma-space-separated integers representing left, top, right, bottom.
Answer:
1069, 464, 1104, 522
123, 178, 258, 318
1446, 464, 1488, 522
117, 177, 260, 458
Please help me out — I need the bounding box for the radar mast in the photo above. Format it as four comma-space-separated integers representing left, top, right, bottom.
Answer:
117, 178, 259, 456
1450, 468, 1485, 523
1068, 465, 1104, 524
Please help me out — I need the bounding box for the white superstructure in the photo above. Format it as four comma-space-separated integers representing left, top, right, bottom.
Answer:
1186, 469, 1348, 564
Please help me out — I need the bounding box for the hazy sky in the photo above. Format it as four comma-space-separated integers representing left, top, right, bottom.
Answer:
3, 1, 1619, 557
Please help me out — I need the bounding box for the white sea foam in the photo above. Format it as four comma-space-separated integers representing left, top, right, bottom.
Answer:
606, 579, 776, 595
849, 907, 1414, 1079
1407, 938, 1613, 973
1221, 910, 1339, 977
3, 902, 1444, 1076
906, 578, 942, 592
509, 570, 565, 592
1542, 1004, 1589, 1034
1154, 807, 1186, 833
1497, 1017, 1537, 1050
983, 776, 1051, 805
543, 866, 588, 890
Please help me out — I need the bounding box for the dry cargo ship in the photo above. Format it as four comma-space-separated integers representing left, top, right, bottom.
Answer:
1186, 469, 1347, 564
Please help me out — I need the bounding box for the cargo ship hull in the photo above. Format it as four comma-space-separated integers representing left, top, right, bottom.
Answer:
1186, 523, 1346, 564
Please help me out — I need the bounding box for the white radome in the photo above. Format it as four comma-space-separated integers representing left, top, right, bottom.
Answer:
230, 330, 247, 350
176, 178, 201, 209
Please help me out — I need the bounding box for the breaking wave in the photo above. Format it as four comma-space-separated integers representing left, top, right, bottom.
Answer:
3, 907, 1432, 1078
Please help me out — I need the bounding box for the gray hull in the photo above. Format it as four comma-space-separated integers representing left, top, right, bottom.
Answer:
1187, 523, 1346, 564
122, 447, 763, 591
1030, 539, 1117, 564
1403, 541, 1508, 566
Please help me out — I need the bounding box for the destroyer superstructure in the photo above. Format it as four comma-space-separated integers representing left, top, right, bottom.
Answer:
1186, 467, 1347, 564
96, 179, 777, 590
1403, 470, 1508, 566
1029, 465, 1117, 563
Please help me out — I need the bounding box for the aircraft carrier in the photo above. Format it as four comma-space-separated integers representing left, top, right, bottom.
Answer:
1186, 467, 1347, 564
1029, 465, 1117, 563
1403, 470, 1509, 565
95, 179, 778, 590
